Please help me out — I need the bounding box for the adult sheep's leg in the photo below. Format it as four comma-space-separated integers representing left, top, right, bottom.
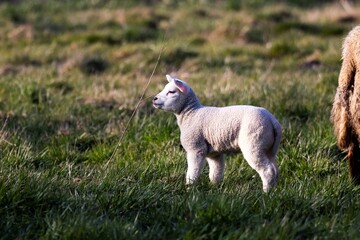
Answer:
185, 152, 206, 184
206, 154, 225, 184
348, 137, 360, 185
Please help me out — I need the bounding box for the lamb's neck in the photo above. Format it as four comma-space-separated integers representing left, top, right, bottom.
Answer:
175, 95, 202, 126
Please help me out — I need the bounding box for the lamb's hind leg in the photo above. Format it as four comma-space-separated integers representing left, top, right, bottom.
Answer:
241, 149, 278, 192
268, 154, 280, 184
206, 154, 225, 184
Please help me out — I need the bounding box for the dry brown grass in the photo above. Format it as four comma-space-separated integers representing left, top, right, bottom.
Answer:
302, 2, 359, 23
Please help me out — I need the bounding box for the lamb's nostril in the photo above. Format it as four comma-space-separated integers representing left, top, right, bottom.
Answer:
153, 96, 158, 101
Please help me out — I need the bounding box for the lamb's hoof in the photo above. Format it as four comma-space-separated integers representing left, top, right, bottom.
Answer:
263, 184, 275, 193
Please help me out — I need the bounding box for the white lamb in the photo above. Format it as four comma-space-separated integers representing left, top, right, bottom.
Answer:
153, 75, 282, 192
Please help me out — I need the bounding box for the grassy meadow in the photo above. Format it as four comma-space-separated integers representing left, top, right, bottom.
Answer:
1, 0, 360, 239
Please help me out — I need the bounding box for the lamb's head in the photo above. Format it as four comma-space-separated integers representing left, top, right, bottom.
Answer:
153, 75, 195, 114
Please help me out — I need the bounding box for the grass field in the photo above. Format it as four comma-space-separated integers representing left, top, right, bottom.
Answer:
1, 0, 360, 239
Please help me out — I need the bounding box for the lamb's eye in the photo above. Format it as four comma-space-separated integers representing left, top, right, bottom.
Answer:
167, 90, 176, 95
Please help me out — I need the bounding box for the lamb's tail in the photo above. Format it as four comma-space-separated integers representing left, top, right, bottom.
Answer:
270, 117, 282, 157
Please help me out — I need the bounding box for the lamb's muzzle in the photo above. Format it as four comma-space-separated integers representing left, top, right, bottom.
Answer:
152, 96, 161, 109
153, 74, 282, 192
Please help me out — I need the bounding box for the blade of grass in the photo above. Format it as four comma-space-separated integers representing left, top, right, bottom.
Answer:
104, 46, 165, 169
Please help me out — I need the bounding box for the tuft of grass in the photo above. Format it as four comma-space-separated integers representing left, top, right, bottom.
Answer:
79, 56, 109, 75
3, 5, 28, 24
268, 41, 298, 57
260, 9, 296, 23
49, 81, 74, 95
30, 87, 48, 105
244, 23, 269, 44
85, 34, 123, 45
122, 26, 159, 43
162, 48, 199, 69
275, 22, 347, 37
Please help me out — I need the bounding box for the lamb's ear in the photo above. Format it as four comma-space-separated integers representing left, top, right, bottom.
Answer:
174, 79, 188, 93
166, 74, 174, 83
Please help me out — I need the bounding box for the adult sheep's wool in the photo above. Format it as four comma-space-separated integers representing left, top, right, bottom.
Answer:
331, 26, 360, 183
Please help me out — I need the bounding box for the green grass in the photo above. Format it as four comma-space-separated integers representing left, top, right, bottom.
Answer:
1, 0, 360, 239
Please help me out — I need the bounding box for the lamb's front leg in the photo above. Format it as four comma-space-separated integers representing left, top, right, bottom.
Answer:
186, 151, 206, 184
206, 154, 225, 184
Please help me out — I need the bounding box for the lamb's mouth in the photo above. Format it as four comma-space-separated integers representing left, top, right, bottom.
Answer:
153, 103, 163, 109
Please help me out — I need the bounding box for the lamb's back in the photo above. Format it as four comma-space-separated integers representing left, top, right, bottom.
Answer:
181, 105, 274, 154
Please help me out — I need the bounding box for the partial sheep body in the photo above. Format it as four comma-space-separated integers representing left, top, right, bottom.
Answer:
153, 75, 282, 192
331, 26, 360, 183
